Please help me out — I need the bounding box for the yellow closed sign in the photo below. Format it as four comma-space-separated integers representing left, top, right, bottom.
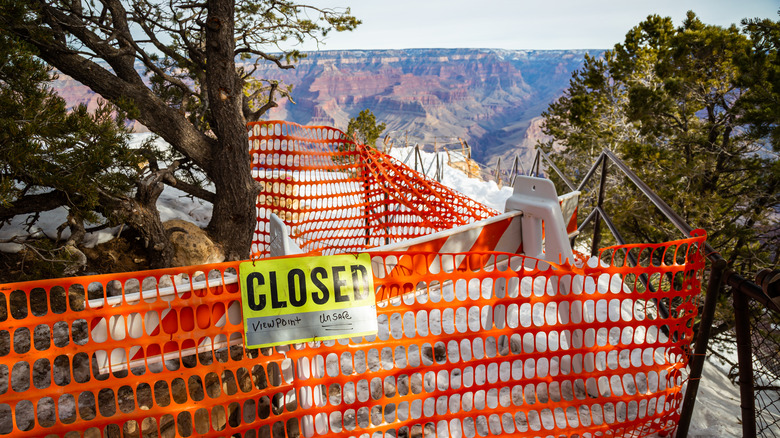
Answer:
239, 253, 377, 348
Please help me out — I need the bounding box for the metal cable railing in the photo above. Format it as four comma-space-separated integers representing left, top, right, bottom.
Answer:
527, 146, 780, 438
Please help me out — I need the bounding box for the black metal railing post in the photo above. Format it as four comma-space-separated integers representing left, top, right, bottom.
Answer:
508, 156, 521, 186
532, 151, 541, 177
733, 288, 758, 438
590, 157, 608, 256
677, 258, 728, 438
414, 145, 421, 173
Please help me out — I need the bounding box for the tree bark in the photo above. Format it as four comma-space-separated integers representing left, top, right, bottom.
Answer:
203, 0, 256, 260
62, 213, 88, 276
123, 166, 178, 268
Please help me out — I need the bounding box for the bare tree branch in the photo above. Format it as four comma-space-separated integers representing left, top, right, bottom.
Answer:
244, 81, 279, 121
234, 48, 295, 70
164, 177, 217, 204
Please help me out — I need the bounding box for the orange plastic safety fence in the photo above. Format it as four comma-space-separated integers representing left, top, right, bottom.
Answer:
248, 121, 498, 258
0, 231, 706, 438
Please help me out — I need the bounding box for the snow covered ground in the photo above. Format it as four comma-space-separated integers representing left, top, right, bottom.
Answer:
0, 133, 745, 437
385, 146, 513, 213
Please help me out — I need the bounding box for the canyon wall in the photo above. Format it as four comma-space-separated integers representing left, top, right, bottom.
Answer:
52, 49, 593, 166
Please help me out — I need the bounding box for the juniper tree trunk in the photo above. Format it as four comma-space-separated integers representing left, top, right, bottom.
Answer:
203, 0, 256, 260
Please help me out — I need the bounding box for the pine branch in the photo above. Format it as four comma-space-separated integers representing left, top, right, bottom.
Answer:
0, 191, 69, 221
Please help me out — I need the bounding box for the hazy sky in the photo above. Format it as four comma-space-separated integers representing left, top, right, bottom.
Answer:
284, 0, 778, 51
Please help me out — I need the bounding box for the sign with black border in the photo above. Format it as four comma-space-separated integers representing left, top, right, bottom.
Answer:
239, 253, 377, 348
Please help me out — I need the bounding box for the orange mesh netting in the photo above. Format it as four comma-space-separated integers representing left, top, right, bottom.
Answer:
0, 231, 706, 438
249, 121, 498, 258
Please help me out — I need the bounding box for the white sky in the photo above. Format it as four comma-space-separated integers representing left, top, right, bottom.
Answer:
284, 0, 779, 51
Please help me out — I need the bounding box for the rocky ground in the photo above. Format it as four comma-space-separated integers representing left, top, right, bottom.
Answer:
0, 233, 150, 285
0, 219, 224, 285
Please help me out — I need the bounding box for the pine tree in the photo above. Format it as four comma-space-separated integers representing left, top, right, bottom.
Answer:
333, 109, 386, 167
0, 34, 147, 273
346, 109, 387, 147
541, 12, 779, 275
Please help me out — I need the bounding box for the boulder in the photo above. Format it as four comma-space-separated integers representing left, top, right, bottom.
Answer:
163, 219, 225, 267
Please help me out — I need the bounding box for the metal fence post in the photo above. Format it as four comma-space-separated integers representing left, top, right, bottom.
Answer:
676, 258, 727, 438
495, 157, 502, 186
734, 288, 758, 438
590, 157, 608, 256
